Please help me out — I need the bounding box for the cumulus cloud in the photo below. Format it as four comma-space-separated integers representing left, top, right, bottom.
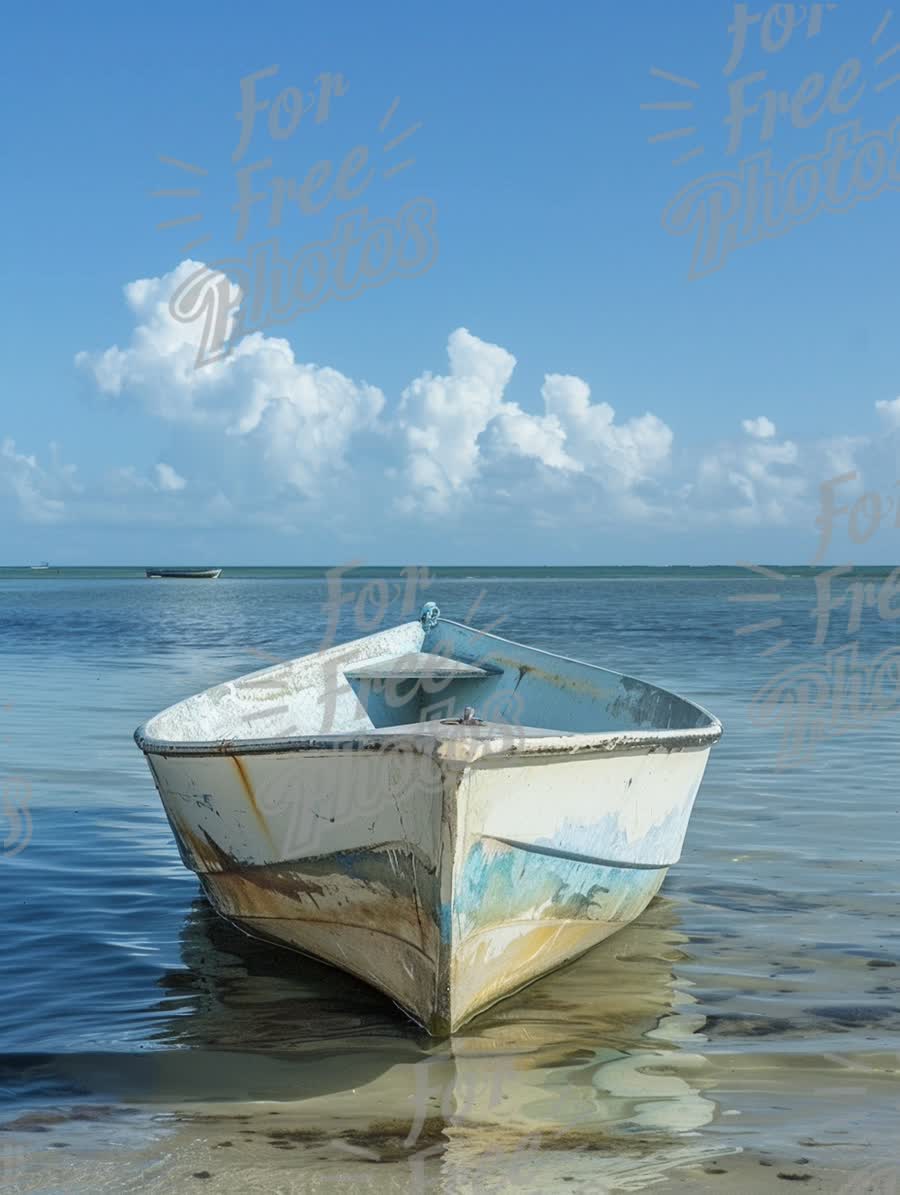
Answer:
690, 424, 871, 528
875, 397, 900, 428
107, 464, 186, 495
817, 435, 867, 482
76, 260, 385, 500
72, 264, 677, 526
155, 463, 186, 492
741, 415, 776, 439
695, 428, 803, 525
65, 259, 900, 543
537, 374, 672, 484
395, 333, 673, 514
395, 328, 517, 513
0, 439, 77, 523
490, 399, 579, 473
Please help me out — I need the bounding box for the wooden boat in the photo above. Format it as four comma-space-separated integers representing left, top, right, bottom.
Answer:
146, 567, 222, 579
135, 602, 722, 1034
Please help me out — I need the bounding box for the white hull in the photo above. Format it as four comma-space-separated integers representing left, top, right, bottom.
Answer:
136, 610, 721, 1033
145, 568, 222, 579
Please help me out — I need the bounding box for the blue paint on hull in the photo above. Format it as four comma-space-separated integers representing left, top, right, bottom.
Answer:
454, 838, 665, 941
497, 796, 699, 870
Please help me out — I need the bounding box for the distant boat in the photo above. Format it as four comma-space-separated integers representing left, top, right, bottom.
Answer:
29, 562, 50, 570
145, 568, 222, 579
135, 599, 722, 1034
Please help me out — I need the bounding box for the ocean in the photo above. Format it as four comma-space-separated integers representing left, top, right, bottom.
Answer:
1, 567, 898, 1192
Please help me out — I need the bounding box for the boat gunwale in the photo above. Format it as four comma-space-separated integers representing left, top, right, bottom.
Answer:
134, 722, 722, 758
133, 618, 723, 759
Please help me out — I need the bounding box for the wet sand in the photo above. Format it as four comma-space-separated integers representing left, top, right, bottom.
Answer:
0, 1098, 891, 1193
3, 904, 898, 1192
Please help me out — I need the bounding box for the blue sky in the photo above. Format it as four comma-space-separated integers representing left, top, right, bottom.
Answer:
3, 0, 900, 564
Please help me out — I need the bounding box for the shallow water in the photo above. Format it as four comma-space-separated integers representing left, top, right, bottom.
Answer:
1, 569, 899, 1191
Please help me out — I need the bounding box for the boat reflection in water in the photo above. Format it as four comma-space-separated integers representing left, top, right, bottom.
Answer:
142, 893, 732, 1188
2, 896, 731, 1189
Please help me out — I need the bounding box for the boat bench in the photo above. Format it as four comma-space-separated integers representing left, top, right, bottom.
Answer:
344, 652, 499, 681
345, 653, 500, 728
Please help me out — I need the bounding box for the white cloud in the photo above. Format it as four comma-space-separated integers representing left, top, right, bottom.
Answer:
488, 372, 675, 526
155, 462, 186, 492
695, 429, 804, 525
540, 374, 672, 484
0, 439, 77, 524
74, 266, 676, 527
396, 327, 516, 513
395, 336, 673, 513
691, 426, 872, 528
76, 260, 384, 501
818, 436, 867, 482
107, 463, 189, 495
490, 400, 579, 472
66, 260, 900, 544
875, 397, 900, 429
741, 416, 776, 439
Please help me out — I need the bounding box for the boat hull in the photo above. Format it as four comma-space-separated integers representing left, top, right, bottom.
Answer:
145, 568, 222, 579
143, 736, 711, 1033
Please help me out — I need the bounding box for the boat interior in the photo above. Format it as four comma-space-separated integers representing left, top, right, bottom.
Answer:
348, 620, 716, 735
140, 617, 719, 750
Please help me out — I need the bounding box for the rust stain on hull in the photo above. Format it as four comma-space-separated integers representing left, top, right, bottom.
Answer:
163, 805, 440, 960
165, 806, 234, 873
201, 848, 439, 957
230, 755, 276, 849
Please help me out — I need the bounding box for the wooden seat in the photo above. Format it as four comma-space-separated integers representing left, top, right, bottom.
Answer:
345, 652, 496, 681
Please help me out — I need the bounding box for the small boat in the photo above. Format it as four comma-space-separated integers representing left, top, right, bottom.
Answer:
135, 602, 722, 1034
146, 567, 222, 579
29, 562, 50, 570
